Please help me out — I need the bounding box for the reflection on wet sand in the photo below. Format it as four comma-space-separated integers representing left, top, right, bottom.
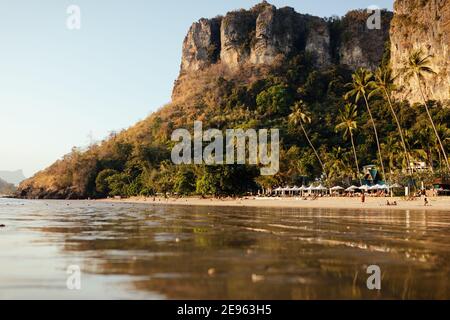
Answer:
0, 199, 449, 299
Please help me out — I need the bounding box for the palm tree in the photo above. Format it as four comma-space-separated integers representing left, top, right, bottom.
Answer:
370, 66, 410, 173
289, 101, 327, 177
401, 49, 450, 171
409, 127, 435, 172
345, 68, 386, 181
335, 104, 362, 184
326, 147, 350, 183
435, 124, 450, 171
382, 136, 404, 174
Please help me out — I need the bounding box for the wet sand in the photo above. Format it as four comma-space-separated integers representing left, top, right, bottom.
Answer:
1, 198, 450, 299
99, 196, 450, 212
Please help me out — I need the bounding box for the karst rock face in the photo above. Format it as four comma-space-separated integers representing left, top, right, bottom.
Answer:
250, 4, 292, 65
177, 3, 394, 95
180, 2, 335, 74
179, 1, 449, 104
180, 18, 222, 73
390, 0, 450, 104
339, 10, 393, 70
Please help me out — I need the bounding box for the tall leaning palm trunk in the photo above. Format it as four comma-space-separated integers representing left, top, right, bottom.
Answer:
384, 88, 411, 171
372, 67, 411, 173
346, 68, 386, 181
289, 101, 327, 178
349, 130, 361, 184
336, 103, 361, 185
403, 49, 450, 172
415, 75, 450, 171
362, 94, 386, 180
300, 121, 326, 174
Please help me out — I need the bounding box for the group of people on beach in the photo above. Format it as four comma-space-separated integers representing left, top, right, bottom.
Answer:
360, 192, 431, 207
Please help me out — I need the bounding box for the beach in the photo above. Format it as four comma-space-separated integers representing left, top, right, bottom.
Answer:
99, 196, 450, 211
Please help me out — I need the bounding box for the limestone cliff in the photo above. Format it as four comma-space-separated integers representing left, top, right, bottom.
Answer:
339, 10, 393, 70
179, 2, 330, 74
180, 18, 222, 73
390, 0, 450, 103
176, 2, 393, 101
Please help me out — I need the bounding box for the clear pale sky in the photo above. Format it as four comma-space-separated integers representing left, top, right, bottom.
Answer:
0, 0, 393, 177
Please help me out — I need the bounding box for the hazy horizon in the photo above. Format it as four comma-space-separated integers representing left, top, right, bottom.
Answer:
1, 0, 393, 177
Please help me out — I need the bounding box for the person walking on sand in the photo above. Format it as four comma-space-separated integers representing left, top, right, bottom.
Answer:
361, 192, 366, 204
424, 197, 429, 207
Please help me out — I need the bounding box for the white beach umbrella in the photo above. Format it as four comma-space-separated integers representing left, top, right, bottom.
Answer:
360, 185, 371, 191
345, 186, 359, 192
312, 185, 327, 194
275, 187, 284, 194
330, 186, 344, 191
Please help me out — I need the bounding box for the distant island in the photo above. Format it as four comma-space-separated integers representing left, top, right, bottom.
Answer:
17, 0, 450, 200
0, 170, 26, 186
0, 177, 16, 195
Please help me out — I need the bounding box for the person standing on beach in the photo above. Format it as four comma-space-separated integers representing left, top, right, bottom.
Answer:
361, 193, 366, 204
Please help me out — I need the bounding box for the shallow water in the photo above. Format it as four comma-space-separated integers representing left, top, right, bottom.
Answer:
0, 199, 449, 300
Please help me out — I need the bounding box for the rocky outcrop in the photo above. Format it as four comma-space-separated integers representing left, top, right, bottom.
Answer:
248, 5, 325, 67
390, 0, 450, 104
180, 2, 335, 75
250, 4, 284, 65
179, 0, 449, 105
339, 10, 393, 70
306, 17, 332, 67
220, 9, 257, 69
178, 2, 392, 82
16, 185, 84, 200
180, 18, 222, 73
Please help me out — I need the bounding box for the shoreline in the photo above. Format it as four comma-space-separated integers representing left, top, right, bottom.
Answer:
97, 196, 450, 212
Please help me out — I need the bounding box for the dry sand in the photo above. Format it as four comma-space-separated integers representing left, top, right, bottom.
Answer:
99, 196, 450, 212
